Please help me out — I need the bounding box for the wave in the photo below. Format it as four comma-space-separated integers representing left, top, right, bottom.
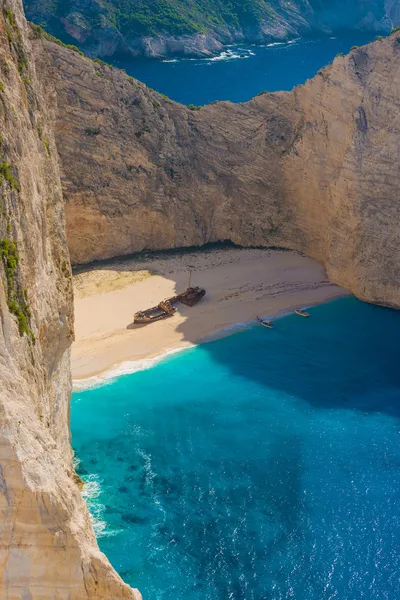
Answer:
163, 40, 302, 66
208, 49, 248, 62
263, 41, 285, 47
260, 38, 300, 48
73, 346, 191, 391
73, 303, 330, 391
81, 474, 117, 538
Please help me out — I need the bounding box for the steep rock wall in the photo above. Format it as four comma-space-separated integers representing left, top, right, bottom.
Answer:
0, 1, 140, 597
40, 33, 400, 308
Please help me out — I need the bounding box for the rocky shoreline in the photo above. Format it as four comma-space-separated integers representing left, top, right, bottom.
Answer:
24, 0, 398, 59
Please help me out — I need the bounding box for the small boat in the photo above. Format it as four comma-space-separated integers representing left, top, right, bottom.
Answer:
134, 300, 176, 324
176, 286, 206, 307
170, 269, 206, 307
257, 317, 274, 329
133, 269, 205, 326
295, 309, 310, 317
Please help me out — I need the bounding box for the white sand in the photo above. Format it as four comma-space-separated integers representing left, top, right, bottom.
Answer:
72, 248, 348, 385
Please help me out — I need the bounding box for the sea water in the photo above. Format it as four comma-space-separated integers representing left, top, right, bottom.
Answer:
114, 34, 376, 105
72, 297, 400, 600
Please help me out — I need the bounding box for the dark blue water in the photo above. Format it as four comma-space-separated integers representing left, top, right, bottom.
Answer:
115, 34, 376, 105
72, 297, 400, 600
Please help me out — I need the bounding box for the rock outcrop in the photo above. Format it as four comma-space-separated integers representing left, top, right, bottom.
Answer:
38, 32, 400, 308
23, 0, 399, 59
0, 1, 140, 597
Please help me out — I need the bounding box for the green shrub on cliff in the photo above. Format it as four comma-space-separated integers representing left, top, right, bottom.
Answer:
0, 238, 34, 340
31, 24, 84, 56
84, 127, 101, 136
22, 0, 282, 49
0, 160, 20, 191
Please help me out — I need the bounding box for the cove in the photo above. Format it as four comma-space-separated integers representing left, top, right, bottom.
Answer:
72, 297, 400, 600
114, 33, 376, 105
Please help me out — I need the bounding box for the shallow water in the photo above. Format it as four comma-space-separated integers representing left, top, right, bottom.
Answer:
114, 33, 376, 105
72, 297, 400, 600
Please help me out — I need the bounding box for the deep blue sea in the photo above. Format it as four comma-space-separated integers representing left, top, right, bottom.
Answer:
72, 297, 400, 600
114, 34, 376, 105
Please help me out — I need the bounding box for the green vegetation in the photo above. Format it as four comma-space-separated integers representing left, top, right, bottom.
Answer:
391, 25, 400, 35
3, 7, 18, 30
188, 103, 201, 110
376, 35, 383, 41
3, 4, 28, 75
84, 127, 101, 136
0, 59, 10, 76
31, 24, 84, 55
25, 0, 278, 40
351, 46, 359, 50
0, 160, 20, 191
93, 57, 113, 68
0, 238, 34, 341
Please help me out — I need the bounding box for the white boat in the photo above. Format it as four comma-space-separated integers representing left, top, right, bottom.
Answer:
257, 317, 274, 329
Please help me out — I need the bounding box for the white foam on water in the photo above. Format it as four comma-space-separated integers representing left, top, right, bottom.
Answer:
162, 58, 179, 63
81, 474, 117, 538
208, 48, 252, 62
263, 41, 285, 47
73, 301, 333, 391
73, 346, 191, 391
258, 38, 299, 48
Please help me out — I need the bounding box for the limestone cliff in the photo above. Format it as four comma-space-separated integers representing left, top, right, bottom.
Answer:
0, 1, 140, 597
38, 32, 400, 309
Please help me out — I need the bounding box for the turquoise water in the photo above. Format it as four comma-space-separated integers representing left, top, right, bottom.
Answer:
72, 297, 400, 600
114, 34, 376, 105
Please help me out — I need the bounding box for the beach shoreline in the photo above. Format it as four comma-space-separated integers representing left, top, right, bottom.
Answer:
72, 248, 349, 388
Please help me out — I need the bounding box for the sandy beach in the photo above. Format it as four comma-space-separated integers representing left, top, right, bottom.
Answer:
72, 247, 348, 385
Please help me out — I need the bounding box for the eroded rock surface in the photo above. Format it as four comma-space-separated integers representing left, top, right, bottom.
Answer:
0, 1, 140, 597
39, 33, 400, 308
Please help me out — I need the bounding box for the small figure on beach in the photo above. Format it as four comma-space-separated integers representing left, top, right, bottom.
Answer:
257, 316, 274, 329
295, 308, 310, 318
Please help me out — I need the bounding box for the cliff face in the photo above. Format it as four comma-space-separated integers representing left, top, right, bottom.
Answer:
23, 0, 398, 59
38, 32, 400, 309
0, 1, 140, 597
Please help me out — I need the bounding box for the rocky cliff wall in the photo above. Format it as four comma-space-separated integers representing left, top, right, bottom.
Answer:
0, 1, 140, 597
39, 32, 400, 308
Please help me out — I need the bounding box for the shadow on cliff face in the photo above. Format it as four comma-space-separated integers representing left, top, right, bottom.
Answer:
74, 245, 400, 420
